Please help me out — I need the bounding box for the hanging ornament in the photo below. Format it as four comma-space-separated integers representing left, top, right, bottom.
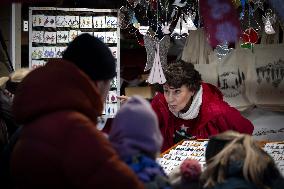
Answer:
127, 0, 140, 8
240, 0, 246, 20
215, 42, 233, 59
144, 34, 170, 71
262, 9, 276, 35
185, 12, 197, 30
252, 0, 264, 12
150, 0, 158, 10
199, 0, 241, 48
162, 22, 171, 34
171, 14, 190, 36
147, 43, 167, 84
172, 0, 187, 8
242, 27, 259, 43
138, 25, 150, 35
130, 12, 140, 28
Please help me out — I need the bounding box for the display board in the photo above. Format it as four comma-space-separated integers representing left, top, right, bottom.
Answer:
158, 140, 208, 175
263, 142, 284, 176
29, 7, 120, 118
158, 140, 284, 176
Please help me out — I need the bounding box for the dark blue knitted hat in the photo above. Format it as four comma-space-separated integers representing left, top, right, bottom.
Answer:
63, 33, 116, 81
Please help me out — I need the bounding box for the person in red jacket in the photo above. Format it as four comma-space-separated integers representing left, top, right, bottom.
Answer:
151, 60, 254, 152
9, 34, 144, 189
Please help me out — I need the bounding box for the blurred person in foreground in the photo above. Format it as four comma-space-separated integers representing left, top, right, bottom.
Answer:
9, 34, 144, 189
109, 95, 171, 189
0, 68, 31, 150
200, 130, 284, 189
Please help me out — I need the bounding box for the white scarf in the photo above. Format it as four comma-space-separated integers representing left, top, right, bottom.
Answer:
170, 86, 203, 120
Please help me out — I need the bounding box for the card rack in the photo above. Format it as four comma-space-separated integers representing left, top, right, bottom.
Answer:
29, 7, 120, 118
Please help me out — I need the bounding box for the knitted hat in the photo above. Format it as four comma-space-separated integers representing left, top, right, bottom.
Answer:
62, 33, 116, 81
109, 95, 163, 159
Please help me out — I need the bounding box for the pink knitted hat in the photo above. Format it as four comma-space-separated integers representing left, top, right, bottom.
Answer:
180, 159, 202, 181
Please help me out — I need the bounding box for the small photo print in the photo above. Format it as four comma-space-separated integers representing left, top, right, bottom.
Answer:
67, 16, 80, 28
106, 16, 117, 28
57, 31, 69, 43
32, 15, 44, 27
93, 16, 106, 28
55, 46, 67, 58
93, 32, 106, 43
31, 60, 46, 69
43, 46, 56, 58
31, 47, 44, 60
109, 47, 117, 59
105, 103, 118, 116
56, 16, 69, 27
108, 90, 117, 103
110, 77, 117, 89
32, 31, 44, 43
80, 16, 93, 28
69, 30, 78, 42
105, 31, 117, 44
43, 16, 56, 28
44, 32, 56, 44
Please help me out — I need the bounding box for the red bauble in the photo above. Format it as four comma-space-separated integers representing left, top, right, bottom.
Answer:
242, 27, 259, 44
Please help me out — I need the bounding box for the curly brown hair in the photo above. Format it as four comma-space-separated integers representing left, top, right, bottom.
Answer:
164, 60, 202, 91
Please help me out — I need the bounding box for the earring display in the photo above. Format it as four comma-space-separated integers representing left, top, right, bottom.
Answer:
29, 7, 120, 119
157, 140, 208, 175
263, 142, 284, 176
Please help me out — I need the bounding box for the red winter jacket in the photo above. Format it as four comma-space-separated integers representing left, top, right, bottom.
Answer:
151, 83, 254, 152
11, 60, 144, 189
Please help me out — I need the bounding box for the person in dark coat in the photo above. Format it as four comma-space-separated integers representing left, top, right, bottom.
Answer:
10, 34, 144, 189
200, 131, 283, 189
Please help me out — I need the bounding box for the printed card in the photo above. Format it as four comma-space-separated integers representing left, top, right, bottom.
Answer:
32, 31, 44, 43
57, 31, 69, 43
69, 30, 78, 42
93, 16, 106, 28
31, 60, 46, 69
32, 15, 44, 27
43, 32, 56, 44
31, 47, 44, 60
56, 16, 69, 27
93, 32, 106, 43
67, 16, 80, 28
80, 16, 93, 28
43, 46, 56, 58
109, 47, 117, 59
105, 31, 117, 44
55, 46, 67, 58
106, 16, 118, 28
43, 16, 56, 28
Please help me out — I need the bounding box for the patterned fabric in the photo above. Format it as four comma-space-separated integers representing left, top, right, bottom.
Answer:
10, 60, 144, 189
151, 83, 254, 152
125, 154, 172, 189
199, 0, 241, 48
